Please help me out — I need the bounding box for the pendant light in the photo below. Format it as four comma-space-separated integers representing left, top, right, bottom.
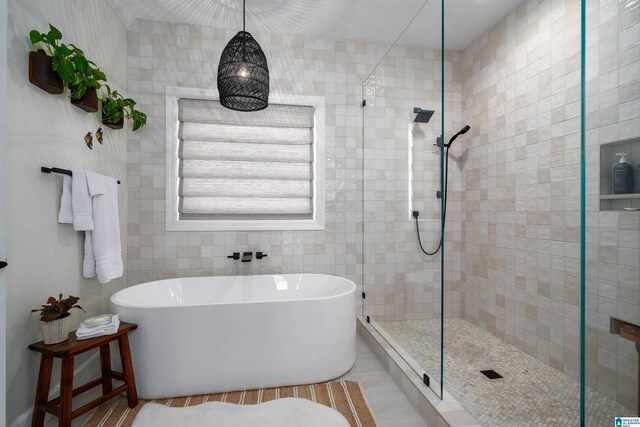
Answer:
217, 0, 270, 112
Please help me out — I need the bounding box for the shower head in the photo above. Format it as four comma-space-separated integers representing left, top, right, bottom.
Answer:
444, 125, 471, 148
413, 107, 435, 123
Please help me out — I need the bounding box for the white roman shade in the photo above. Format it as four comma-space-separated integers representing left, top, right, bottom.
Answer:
177, 99, 315, 220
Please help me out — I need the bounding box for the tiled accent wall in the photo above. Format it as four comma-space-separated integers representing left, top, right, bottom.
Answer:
461, 0, 639, 410
126, 20, 370, 288
362, 48, 464, 320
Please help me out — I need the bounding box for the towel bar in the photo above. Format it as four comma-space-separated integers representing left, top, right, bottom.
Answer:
41, 167, 120, 184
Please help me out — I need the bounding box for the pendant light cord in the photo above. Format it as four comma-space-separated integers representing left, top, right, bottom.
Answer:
243, 0, 246, 31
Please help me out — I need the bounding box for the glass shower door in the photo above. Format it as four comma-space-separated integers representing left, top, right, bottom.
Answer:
361, 0, 446, 397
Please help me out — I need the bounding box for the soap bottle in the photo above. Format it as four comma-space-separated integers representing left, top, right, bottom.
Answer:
613, 153, 634, 194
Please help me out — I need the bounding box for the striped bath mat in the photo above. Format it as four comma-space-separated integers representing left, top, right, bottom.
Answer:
84, 380, 378, 427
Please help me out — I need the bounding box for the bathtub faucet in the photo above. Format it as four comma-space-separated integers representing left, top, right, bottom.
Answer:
241, 252, 253, 262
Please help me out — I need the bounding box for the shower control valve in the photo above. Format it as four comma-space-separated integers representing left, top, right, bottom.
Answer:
227, 252, 240, 260
256, 252, 268, 260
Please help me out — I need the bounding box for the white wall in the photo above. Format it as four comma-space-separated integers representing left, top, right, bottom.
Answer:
5, 0, 128, 423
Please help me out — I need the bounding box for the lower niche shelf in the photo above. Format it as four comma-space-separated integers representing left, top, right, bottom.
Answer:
599, 193, 640, 211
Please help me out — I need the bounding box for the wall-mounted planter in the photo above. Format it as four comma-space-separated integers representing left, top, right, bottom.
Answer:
101, 102, 124, 129
28, 49, 63, 94
70, 86, 98, 113
102, 116, 124, 130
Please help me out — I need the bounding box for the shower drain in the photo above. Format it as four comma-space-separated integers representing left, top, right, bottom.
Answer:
480, 369, 503, 379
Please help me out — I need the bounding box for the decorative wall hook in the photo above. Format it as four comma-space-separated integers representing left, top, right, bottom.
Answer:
84, 132, 93, 150
96, 127, 103, 144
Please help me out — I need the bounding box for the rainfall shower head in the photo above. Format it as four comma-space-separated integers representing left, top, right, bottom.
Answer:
413, 107, 435, 123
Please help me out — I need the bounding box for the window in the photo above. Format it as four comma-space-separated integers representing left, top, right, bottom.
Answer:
166, 87, 325, 231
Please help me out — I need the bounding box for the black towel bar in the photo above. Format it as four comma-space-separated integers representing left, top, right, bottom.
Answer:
41, 167, 120, 184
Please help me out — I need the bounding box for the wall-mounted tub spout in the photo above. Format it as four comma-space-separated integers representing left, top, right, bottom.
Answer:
241, 252, 253, 262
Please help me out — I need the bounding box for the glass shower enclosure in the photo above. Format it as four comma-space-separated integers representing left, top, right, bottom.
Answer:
361, 0, 639, 425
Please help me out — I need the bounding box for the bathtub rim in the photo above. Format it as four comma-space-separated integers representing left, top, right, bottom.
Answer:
111, 273, 357, 309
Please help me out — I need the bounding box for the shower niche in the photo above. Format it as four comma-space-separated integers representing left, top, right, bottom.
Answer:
599, 137, 640, 211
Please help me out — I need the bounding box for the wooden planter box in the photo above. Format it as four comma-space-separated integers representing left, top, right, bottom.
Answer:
28, 50, 63, 94
70, 86, 98, 113
101, 103, 124, 129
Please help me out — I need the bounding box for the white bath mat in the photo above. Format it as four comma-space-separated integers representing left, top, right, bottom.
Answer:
130, 397, 350, 427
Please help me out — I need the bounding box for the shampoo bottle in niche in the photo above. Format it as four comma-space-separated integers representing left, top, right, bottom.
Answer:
613, 153, 634, 194
636, 162, 640, 193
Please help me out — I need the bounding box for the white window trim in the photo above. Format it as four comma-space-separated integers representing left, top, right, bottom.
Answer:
166, 86, 325, 231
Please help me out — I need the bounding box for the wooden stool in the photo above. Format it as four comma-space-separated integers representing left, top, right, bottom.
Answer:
28, 322, 138, 427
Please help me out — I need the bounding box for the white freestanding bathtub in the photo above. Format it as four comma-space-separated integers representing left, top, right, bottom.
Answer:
111, 274, 357, 399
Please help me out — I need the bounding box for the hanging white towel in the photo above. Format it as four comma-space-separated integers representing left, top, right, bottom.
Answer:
58, 175, 73, 224
85, 171, 123, 284
83, 230, 96, 279
71, 169, 93, 231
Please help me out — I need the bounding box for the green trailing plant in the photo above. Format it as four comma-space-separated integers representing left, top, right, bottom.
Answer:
101, 85, 147, 131
29, 24, 106, 99
31, 294, 85, 322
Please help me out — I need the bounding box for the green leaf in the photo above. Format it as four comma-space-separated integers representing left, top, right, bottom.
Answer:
56, 60, 75, 82
29, 30, 44, 45
73, 55, 89, 74
48, 24, 62, 41
94, 69, 106, 82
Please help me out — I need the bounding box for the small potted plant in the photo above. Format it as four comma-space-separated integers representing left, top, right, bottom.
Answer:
67, 56, 106, 112
100, 85, 147, 131
28, 24, 64, 94
32, 294, 85, 345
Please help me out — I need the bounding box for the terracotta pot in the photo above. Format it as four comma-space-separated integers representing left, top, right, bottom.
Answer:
101, 102, 124, 130
28, 50, 63, 94
41, 316, 70, 345
70, 86, 98, 113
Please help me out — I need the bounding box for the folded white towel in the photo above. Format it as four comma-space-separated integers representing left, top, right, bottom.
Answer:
58, 175, 73, 224
76, 314, 120, 340
85, 171, 123, 284
71, 169, 94, 231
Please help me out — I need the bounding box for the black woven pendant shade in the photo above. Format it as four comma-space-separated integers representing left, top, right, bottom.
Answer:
217, 1, 269, 112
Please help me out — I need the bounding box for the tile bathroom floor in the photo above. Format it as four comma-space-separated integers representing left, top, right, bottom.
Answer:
338, 336, 431, 427
44, 335, 430, 426
379, 318, 634, 427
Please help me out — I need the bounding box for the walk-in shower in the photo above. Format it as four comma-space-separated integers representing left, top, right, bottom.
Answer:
362, 0, 638, 425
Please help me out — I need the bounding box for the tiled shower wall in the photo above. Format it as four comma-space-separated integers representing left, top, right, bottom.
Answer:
125, 19, 461, 320
584, 0, 639, 410
363, 48, 464, 320
461, 0, 639, 410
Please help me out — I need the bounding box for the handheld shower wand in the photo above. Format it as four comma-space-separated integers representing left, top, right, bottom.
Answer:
415, 125, 470, 256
